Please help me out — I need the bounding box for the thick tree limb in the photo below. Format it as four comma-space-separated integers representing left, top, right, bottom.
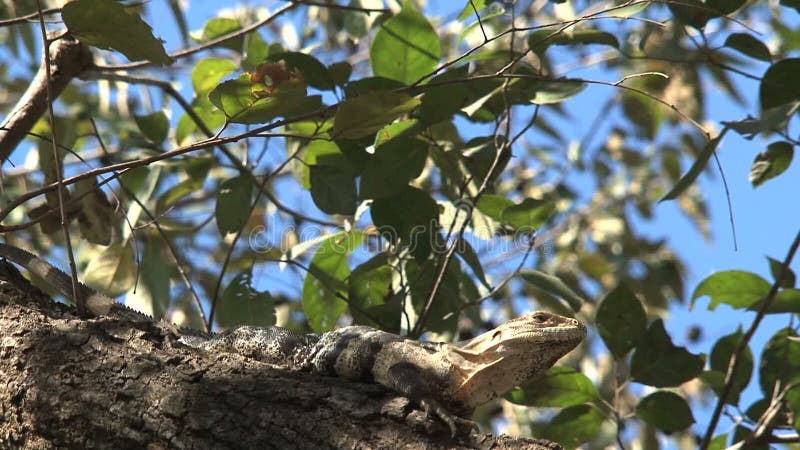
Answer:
0, 34, 93, 164
0, 261, 561, 450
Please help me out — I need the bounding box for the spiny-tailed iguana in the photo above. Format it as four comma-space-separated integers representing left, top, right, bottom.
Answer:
0, 242, 586, 436
0, 243, 157, 322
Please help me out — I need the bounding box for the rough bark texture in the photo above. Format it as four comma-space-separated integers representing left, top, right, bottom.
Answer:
0, 261, 561, 450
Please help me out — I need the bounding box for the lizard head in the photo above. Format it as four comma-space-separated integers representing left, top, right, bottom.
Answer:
448, 311, 586, 409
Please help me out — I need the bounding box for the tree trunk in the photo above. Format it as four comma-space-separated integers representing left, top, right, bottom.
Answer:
0, 261, 561, 450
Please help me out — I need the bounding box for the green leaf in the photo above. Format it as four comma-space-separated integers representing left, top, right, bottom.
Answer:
192, 58, 238, 94
461, 136, 509, 182
788, 387, 800, 432
635, 391, 695, 432
303, 232, 364, 331
529, 80, 586, 104
62, 0, 171, 65
328, 61, 352, 86
192, 17, 242, 51
208, 75, 322, 124
708, 434, 729, 450
661, 128, 728, 201
343, 0, 378, 38
709, 329, 753, 404
406, 258, 461, 334
476, 194, 514, 222
133, 111, 169, 145
760, 58, 800, 110
542, 404, 604, 448
749, 141, 794, 187
477, 193, 555, 232
139, 240, 170, 318
519, 270, 586, 311
156, 158, 211, 211
176, 95, 225, 145
75, 177, 114, 245
612, 1, 652, 17
360, 120, 427, 199
309, 165, 357, 215
429, 144, 466, 199
370, 1, 441, 85
455, 236, 491, 290
631, 319, 705, 387
725, 33, 772, 62
344, 76, 406, 98
244, 31, 269, 70
506, 367, 600, 407
669, 0, 716, 29
707, 0, 747, 14
420, 65, 471, 124
501, 198, 556, 230
299, 140, 357, 188
457, 0, 490, 20
348, 253, 400, 331
215, 175, 253, 235
528, 29, 619, 55
759, 328, 800, 397
217, 270, 275, 328
269, 52, 335, 91
596, 283, 647, 358
371, 186, 439, 261
81, 244, 136, 297
332, 91, 421, 139
282, 231, 346, 265
768, 256, 797, 288
755, 288, 800, 313
700, 370, 726, 395
458, 4, 504, 43
691, 270, 771, 310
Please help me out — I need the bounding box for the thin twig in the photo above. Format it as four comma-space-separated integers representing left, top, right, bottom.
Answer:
206, 140, 307, 329
0, 110, 332, 226
410, 101, 525, 337
87, 119, 209, 331
0, 6, 60, 27
461, 234, 538, 309
286, 0, 389, 13
710, 147, 738, 251
469, 0, 488, 42
700, 228, 800, 449
96, 3, 298, 71
36, 1, 84, 314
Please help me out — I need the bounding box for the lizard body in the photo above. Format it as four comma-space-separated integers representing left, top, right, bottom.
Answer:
194, 312, 585, 434
0, 242, 586, 436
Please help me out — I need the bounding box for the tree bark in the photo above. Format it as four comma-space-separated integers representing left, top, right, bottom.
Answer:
0, 261, 561, 450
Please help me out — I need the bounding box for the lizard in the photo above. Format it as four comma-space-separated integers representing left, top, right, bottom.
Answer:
0, 242, 159, 323
0, 242, 586, 437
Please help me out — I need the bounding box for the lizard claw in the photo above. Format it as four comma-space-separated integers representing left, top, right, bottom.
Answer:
420, 399, 478, 438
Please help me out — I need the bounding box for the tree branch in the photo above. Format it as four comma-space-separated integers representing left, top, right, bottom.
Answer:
0, 260, 560, 450
0, 34, 93, 165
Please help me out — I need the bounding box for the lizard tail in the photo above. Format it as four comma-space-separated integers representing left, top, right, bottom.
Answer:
0, 243, 111, 315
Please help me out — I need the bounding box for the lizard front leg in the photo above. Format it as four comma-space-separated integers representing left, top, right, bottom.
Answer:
385, 362, 479, 437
